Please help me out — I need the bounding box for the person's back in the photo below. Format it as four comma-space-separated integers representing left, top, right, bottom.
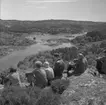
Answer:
44, 61, 54, 81
101, 56, 106, 74
53, 59, 65, 78
33, 68, 47, 88
74, 53, 87, 76
75, 59, 84, 75
33, 61, 48, 88
96, 57, 104, 74
97, 50, 106, 74
6, 72, 20, 86
45, 67, 54, 80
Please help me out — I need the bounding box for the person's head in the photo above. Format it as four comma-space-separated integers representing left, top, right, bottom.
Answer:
44, 61, 50, 68
78, 53, 84, 60
35, 61, 42, 69
57, 60, 65, 71
9, 67, 17, 73
54, 53, 61, 60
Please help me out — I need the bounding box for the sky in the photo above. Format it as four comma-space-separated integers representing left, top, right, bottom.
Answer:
1, 0, 106, 22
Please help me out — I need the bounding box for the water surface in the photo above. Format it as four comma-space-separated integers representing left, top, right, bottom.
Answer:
0, 34, 75, 70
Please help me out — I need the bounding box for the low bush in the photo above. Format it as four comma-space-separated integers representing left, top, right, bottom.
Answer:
0, 79, 70, 105
51, 79, 70, 94
0, 86, 42, 105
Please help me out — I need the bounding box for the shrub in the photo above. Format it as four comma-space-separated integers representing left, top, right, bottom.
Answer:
100, 40, 106, 48
51, 79, 70, 94
0, 86, 42, 105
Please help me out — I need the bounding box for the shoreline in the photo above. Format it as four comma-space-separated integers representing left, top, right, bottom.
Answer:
0, 45, 33, 59
0, 32, 85, 70
0, 32, 86, 59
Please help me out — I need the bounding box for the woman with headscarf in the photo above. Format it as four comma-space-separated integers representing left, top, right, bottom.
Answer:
43, 61, 54, 85
5, 67, 21, 87
74, 53, 88, 76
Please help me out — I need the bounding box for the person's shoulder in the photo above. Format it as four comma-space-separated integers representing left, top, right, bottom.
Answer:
48, 67, 53, 72
12, 72, 18, 77
40, 69, 46, 74
83, 57, 88, 61
32, 69, 39, 75
57, 59, 64, 64
74, 59, 78, 62
96, 56, 105, 61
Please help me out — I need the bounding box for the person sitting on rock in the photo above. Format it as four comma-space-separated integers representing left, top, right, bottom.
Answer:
74, 53, 88, 76
32, 61, 48, 88
5, 67, 21, 87
53, 53, 65, 79
25, 71, 34, 86
43, 61, 54, 85
96, 50, 106, 75
96, 57, 104, 75
67, 61, 76, 77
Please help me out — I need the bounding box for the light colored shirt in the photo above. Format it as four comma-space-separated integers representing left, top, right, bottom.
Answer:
44, 67, 54, 80
7, 72, 20, 86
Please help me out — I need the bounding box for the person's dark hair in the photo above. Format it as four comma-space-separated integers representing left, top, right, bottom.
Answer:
54, 53, 60, 57
9, 67, 17, 73
35, 61, 42, 68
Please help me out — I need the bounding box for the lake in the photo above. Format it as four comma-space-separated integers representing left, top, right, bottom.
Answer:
0, 33, 84, 70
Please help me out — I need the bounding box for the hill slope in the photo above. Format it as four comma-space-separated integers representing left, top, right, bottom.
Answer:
1, 19, 106, 34
36, 72, 106, 105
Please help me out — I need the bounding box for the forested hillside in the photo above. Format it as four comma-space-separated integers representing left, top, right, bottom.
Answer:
0, 19, 106, 105
1, 19, 106, 34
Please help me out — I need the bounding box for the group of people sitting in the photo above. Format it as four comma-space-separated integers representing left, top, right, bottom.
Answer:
0, 50, 106, 89
25, 52, 89, 88
5, 53, 88, 88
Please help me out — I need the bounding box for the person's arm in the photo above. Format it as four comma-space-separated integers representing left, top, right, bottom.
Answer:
85, 58, 88, 70
17, 72, 22, 86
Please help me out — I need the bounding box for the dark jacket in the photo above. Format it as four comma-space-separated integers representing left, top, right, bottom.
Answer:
53, 59, 65, 78
33, 68, 48, 88
96, 58, 104, 74
98, 57, 106, 74
74, 58, 88, 76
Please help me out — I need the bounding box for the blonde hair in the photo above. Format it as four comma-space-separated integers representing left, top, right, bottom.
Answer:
44, 61, 49, 67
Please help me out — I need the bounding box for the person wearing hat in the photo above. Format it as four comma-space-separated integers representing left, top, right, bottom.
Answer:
32, 61, 48, 88
53, 54, 65, 79
43, 61, 54, 85
74, 53, 88, 76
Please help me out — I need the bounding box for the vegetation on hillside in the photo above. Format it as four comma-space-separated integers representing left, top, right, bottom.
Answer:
0, 32, 36, 46
0, 73, 106, 105
17, 30, 106, 69
0, 19, 106, 105
0, 32, 36, 58
71, 31, 106, 45
17, 46, 78, 69
1, 19, 106, 34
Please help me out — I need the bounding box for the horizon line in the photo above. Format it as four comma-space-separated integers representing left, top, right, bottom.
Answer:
0, 18, 106, 23
27, 0, 78, 3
